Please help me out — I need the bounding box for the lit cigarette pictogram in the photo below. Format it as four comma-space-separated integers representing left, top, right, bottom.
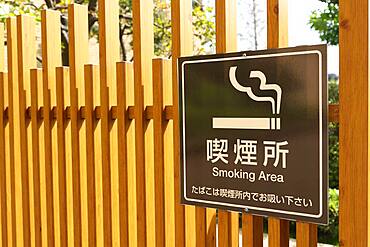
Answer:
212, 66, 282, 130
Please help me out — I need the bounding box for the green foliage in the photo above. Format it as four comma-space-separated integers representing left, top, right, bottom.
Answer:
318, 188, 339, 245
0, 0, 42, 22
309, 0, 339, 45
192, 5, 215, 54
0, 0, 215, 59
328, 78, 339, 189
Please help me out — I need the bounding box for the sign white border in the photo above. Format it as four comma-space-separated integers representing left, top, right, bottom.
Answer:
181, 50, 324, 218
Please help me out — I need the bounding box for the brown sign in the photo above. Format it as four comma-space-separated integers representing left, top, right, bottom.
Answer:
179, 45, 328, 224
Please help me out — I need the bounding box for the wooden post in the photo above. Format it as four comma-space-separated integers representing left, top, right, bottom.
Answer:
41, 9, 62, 247
266, 0, 290, 246
0, 24, 6, 246
116, 62, 131, 246
242, 214, 263, 247
339, 0, 370, 245
30, 69, 42, 247
15, 15, 36, 247
55, 67, 69, 247
97, 0, 120, 245
68, 4, 89, 246
296, 222, 317, 247
84, 65, 98, 247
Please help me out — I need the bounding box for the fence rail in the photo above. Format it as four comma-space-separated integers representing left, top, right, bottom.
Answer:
0, 1, 339, 247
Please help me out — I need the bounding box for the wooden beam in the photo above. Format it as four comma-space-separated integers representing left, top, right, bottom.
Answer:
339, 0, 370, 245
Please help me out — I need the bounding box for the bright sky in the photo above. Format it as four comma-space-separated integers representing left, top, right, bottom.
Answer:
206, 0, 339, 75
287, 0, 338, 75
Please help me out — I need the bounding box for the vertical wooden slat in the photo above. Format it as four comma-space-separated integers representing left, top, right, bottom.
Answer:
268, 217, 289, 247
3, 70, 13, 247
68, 4, 89, 246
162, 62, 176, 247
6, 17, 17, 247
125, 63, 138, 247
116, 62, 131, 246
41, 9, 62, 247
0, 23, 6, 242
62, 67, 75, 246
171, 0, 192, 246
0, 23, 4, 71
97, 0, 120, 245
296, 222, 317, 247
0, 72, 7, 247
206, 210, 216, 247
56, 67, 69, 247
84, 65, 97, 247
215, 0, 239, 246
92, 65, 103, 247
132, 0, 154, 245
339, 0, 369, 246
30, 69, 42, 247
267, 0, 291, 246
242, 214, 263, 247
242, 212, 263, 247
216, 0, 237, 53
152, 58, 168, 247
15, 15, 36, 247
267, 0, 288, 49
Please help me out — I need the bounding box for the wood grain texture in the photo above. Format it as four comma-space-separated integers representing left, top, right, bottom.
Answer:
97, 1, 120, 245
132, 0, 154, 246
242, 214, 263, 247
55, 67, 69, 247
68, 4, 89, 246
296, 222, 317, 247
30, 69, 42, 247
215, 1, 239, 246
171, 1, 192, 246
339, 0, 369, 245
41, 10, 62, 247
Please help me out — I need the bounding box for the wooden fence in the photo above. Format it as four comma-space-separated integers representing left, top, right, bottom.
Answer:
0, 0, 351, 246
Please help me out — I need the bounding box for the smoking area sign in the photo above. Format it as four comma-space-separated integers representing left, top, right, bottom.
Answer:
179, 45, 328, 224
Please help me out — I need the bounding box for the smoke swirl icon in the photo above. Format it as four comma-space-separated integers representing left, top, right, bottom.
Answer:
212, 66, 282, 130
